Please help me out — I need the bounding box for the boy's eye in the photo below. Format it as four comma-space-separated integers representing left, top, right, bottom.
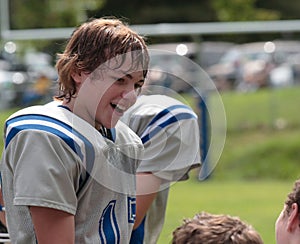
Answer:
134, 82, 144, 94
116, 77, 124, 82
134, 83, 142, 90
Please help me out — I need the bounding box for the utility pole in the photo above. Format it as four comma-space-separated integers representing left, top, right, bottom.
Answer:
0, 0, 10, 41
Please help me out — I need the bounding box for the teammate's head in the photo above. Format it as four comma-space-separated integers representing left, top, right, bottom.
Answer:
55, 17, 149, 102
172, 211, 263, 244
275, 179, 300, 244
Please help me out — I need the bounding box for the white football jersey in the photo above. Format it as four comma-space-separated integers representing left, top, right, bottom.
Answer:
121, 94, 201, 244
1, 103, 143, 243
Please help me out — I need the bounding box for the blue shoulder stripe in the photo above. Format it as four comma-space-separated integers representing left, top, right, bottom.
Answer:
141, 112, 196, 144
5, 114, 94, 193
6, 114, 73, 147
148, 104, 193, 126
7, 123, 82, 157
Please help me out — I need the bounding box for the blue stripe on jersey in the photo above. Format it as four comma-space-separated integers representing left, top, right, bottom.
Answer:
129, 217, 145, 244
127, 197, 136, 223
148, 104, 194, 126
141, 111, 197, 144
5, 114, 95, 193
6, 123, 82, 158
99, 200, 120, 244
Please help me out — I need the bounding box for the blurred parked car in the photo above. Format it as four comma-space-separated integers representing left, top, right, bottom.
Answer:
0, 69, 32, 109
24, 51, 58, 81
280, 53, 300, 85
0, 50, 59, 109
146, 41, 233, 93
207, 40, 300, 91
197, 41, 235, 69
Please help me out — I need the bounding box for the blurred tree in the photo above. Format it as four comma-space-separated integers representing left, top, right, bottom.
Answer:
88, 0, 216, 24
257, 0, 300, 20
212, 0, 280, 21
6, 0, 104, 61
6, 0, 300, 29
3, 0, 300, 56
9, 0, 104, 29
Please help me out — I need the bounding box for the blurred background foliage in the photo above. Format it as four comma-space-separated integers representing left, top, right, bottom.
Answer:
6, 0, 300, 57
9, 0, 300, 28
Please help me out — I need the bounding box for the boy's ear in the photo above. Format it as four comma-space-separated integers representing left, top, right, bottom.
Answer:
287, 203, 300, 232
71, 71, 82, 84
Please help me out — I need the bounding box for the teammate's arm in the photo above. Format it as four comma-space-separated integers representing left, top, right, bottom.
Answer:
0, 190, 6, 226
30, 206, 75, 244
134, 172, 162, 229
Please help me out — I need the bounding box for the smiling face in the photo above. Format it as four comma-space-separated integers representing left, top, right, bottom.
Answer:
69, 53, 145, 129
94, 70, 144, 128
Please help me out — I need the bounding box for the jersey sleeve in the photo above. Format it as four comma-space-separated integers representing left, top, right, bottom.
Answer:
5, 130, 81, 215
137, 114, 201, 182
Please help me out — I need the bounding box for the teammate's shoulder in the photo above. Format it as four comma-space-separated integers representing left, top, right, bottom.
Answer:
137, 94, 195, 111
138, 94, 182, 104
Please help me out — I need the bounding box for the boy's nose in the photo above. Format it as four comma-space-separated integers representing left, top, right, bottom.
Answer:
122, 89, 138, 104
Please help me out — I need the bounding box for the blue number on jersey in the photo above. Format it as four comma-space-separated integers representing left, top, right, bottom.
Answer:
128, 197, 136, 223
99, 200, 120, 244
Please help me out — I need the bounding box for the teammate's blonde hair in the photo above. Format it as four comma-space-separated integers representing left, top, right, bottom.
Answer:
172, 211, 264, 244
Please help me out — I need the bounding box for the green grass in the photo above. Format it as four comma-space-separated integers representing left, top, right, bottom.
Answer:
221, 86, 300, 131
213, 128, 300, 180
156, 86, 300, 243
207, 86, 300, 180
0, 107, 19, 141
158, 178, 292, 244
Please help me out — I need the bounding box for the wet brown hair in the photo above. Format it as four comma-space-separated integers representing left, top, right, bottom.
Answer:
55, 17, 149, 101
284, 179, 300, 218
172, 212, 264, 244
